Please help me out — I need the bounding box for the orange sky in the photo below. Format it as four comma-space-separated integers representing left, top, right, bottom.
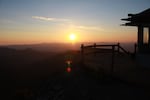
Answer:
0, 0, 149, 45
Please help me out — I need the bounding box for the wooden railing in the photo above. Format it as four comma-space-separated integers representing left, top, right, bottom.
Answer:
81, 43, 130, 56
81, 43, 130, 75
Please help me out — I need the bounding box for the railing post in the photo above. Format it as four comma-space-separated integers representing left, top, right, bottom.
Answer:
81, 44, 84, 63
94, 43, 96, 56
117, 43, 120, 53
94, 43, 96, 48
111, 45, 115, 77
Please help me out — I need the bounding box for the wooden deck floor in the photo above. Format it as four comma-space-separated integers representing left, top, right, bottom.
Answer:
83, 52, 150, 86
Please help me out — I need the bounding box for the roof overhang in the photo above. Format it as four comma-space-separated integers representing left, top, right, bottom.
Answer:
121, 8, 150, 27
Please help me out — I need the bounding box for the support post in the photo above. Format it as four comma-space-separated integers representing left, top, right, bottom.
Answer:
148, 27, 150, 46
134, 43, 137, 55
137, 26, 144, 53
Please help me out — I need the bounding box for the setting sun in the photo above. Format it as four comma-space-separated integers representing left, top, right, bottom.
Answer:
69, 33, 76, 41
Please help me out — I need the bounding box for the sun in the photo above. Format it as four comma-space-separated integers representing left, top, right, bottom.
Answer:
69, 33, 76, 41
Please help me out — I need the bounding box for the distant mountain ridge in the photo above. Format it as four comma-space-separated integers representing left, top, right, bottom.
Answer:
0, 42, 135, 53
1, 43, 80, 52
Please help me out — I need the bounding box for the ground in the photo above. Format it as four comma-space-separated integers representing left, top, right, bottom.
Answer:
0, 49, 150, 100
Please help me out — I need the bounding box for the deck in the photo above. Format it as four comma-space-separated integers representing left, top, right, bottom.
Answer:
81, 43, 150, 86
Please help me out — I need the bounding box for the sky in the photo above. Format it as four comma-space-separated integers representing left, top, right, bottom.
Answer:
0, 0, 149, 45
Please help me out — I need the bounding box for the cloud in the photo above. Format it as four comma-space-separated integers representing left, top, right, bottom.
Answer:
76, 25, 103, 31
32, 16, 104, 31
32, 16, 70, 22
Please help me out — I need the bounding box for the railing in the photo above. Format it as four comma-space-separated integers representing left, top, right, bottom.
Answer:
81, 43, 130, 76
81, 43, 130, 56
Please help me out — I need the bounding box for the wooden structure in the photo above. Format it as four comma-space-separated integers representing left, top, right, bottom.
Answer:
122, 8, 150, 54
81, 43, 130, 76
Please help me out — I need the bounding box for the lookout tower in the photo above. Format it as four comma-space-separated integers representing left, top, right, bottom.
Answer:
122, 8, 150, 54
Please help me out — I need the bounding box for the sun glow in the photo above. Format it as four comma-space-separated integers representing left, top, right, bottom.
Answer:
69, 33, 76, 41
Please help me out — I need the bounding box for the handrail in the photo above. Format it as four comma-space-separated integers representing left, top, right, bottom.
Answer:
118, 45, 130, 55
81, 43, 131, 77
81, 43, 130, 55
81, 44, 118, 48
81, 43, 117, 76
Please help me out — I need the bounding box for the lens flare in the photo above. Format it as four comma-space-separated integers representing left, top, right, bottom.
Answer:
67, 67, 71, 73
66, 60, 72, 65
